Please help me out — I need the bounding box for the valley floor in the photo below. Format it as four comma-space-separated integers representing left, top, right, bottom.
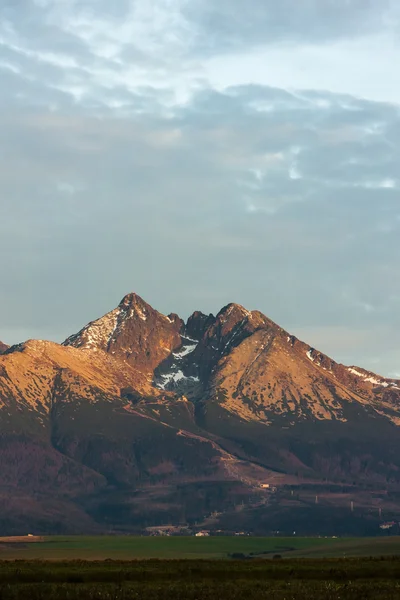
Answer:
0, 535, 400, 560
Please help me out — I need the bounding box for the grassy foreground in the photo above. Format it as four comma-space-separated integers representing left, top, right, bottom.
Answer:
1, 535, 400, 560
0, 558, 400, 599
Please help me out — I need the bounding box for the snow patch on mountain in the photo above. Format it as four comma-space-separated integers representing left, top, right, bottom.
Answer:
173, 343, 197, 359
306, 350, 315, 362
64, 299, 153, 351
64, 308, 121, 350
347, 367, 390, 387
154, 336, 200, 391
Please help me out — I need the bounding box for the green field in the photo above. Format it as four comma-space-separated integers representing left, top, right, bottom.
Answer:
0, 557, 400, 599
1, 535, 400, 560
1, 538, 400, 599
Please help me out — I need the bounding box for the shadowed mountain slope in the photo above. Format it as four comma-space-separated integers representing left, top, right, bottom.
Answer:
0, 293, 400, 534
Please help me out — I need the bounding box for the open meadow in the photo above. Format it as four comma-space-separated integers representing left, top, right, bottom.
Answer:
0, 537, 399, 598
1, 535, 400, 560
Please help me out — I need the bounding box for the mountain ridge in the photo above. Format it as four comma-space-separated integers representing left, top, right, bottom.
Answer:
1, 292, 400, 535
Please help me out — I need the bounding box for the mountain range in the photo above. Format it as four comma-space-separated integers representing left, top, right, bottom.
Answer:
1, 293, 400, 536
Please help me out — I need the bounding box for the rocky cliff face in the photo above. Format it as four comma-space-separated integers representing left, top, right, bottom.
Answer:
203, 324, 400, 425
1, 293, 400, 535
63, 293, 183, 377
0, 341, 9, 354
185, 311, 216, 340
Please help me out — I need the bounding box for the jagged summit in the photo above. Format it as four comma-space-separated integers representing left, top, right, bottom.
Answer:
216, 302, 251, 319
0, 341, 9, 354
2, 291, 400, 535
119, 292, 143, 304
63, 292, 182, 375
61, 292, 400, 417
118, 292, 150, 311
185, 310, 215, 340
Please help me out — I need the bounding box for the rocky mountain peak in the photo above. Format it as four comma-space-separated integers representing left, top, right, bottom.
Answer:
118, 292, 148, 311
167, 313, 185, 334
186, 311, 216, 340
117, 292, 159, 324
3, 291, 400, 535
217, 302, 250, 319
183, 304, 272, 383
0, 341, 9, 355
212, 303, 252, 339
204, 302, 277, 349
61, 292, 400, 425
64, 293, 183, 376
153, 304, 266, 396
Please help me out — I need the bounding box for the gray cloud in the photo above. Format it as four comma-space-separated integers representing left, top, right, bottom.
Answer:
185, 0, 398, 53
1, 1, 400, 377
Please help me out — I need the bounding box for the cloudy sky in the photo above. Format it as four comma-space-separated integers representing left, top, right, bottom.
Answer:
1, 1, 400, 376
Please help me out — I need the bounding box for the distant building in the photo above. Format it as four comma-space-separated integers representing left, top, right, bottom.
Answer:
380, 521, 397, 530
195, 531, 210, 537
260, 483, 270, 488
